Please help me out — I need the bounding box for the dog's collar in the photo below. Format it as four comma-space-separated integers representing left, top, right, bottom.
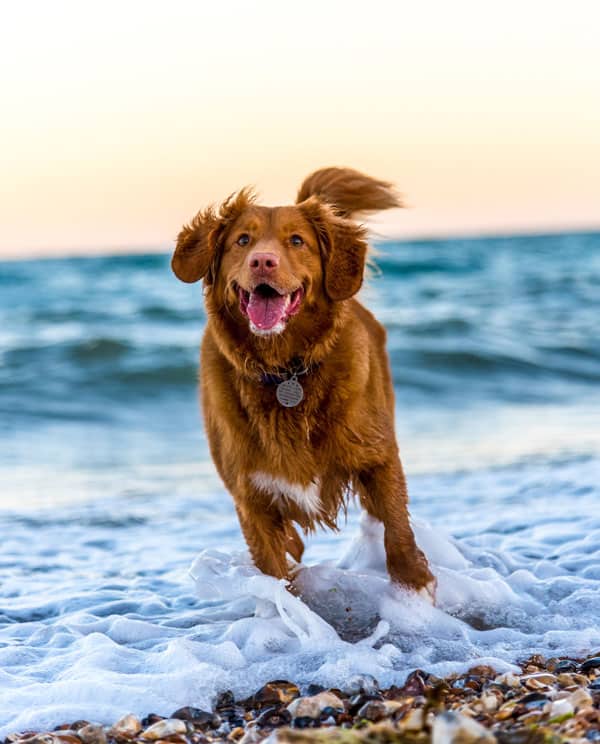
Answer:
259, 358, 310, 386
260, 371, 287, 386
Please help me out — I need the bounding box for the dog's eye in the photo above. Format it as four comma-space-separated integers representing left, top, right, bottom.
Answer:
237, 233, 250, 247
290, 234, 304, 247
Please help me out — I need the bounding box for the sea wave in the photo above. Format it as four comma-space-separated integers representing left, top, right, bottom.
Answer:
1, 231, 599, 422
0, 234, 600, 416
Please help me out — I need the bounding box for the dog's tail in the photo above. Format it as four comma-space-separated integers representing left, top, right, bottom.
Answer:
296, 166, 402, 218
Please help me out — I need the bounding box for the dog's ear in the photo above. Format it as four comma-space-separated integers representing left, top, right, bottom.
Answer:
172, 188, 256, 284
171, 206, 222, 284
323, 217, 369, 301
299, 196, 369, 301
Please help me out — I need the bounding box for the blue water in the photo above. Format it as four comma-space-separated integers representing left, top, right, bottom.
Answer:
1, 232, 599, 734
3, 232, 599, 477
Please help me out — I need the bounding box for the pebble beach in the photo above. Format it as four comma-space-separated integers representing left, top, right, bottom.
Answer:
6, 655, 600, 744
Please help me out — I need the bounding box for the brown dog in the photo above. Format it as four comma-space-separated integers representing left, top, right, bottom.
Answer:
172, 167, 434, 597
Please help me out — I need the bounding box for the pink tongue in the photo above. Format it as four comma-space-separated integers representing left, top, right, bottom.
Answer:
247, 291, 288, 330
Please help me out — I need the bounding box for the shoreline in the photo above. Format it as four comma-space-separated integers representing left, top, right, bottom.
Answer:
5, 654, 599, 744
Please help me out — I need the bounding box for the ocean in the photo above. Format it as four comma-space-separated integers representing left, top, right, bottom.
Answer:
1, 232, 599, 734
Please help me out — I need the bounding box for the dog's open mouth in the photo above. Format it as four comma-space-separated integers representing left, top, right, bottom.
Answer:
238, 283, 304, 333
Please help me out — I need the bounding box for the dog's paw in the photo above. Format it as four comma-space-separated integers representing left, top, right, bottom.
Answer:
417, 578, 437, 605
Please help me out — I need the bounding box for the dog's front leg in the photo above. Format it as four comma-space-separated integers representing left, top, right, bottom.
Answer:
358, 460, 435, 597
235, 492, 290, 580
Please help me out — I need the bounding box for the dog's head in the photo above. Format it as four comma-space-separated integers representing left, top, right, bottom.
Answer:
172, 167, 400, 340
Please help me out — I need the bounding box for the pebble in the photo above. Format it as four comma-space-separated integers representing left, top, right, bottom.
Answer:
569, 687, 593, 709
382, 700, 406, 716
348, 693, 383, 714
397, 707, 424, 732
170, 708, 220, 730
557, 671, 587, 688
400, 669, 428, 696
494, 672, 521, 688
216, 692, 235, 709
581, 657, 600, 673
345, 674, 379, 696
254, 707, 291, 728
495, 702, 517, 722
480, 692, 500, 712
107, 715, 142, 739
237, 726, 259, 744
55, 735, 83, 744
139, 717, 162, 729
252, 681, 299, 707
519, 710, 545, 726
140, 719, 187, 740
522, 671, 557, 689
304, 684, 325, 696
290, 716, 318, 729
467, 664, 495, 678
432, 711, 495, 743
356, 700, 386, 722
553, 659, 579, 673
516, 691, 549, 710
6, 733, 38, 743
549, 697, 574, 718
227, 726, 244, 741
287, 691, 345, 719
77, 725, 107, 744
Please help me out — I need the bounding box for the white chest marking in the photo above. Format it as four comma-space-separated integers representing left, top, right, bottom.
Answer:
250, 471, 321, 516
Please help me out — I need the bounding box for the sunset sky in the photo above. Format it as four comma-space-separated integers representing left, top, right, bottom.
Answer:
1, 0, 599, 258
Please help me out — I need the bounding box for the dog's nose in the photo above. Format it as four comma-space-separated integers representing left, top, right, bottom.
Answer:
248, 251, 280, 273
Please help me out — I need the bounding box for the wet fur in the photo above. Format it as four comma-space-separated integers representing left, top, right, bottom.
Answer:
171, 167, 434, 592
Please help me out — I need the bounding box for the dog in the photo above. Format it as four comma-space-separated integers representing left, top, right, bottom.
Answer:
171, 167, 435, 597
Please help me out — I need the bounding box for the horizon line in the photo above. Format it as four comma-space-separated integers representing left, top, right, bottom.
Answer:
1, 224, 599, 263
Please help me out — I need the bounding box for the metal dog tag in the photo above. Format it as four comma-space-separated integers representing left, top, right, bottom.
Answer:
276, 375, 304, 407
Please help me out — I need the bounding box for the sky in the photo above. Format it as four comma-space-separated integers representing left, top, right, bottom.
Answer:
1, 0, 599, 258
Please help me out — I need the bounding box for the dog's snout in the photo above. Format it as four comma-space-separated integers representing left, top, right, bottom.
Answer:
248, 251, 279, 273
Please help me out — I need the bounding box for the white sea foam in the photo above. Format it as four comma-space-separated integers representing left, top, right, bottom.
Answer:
1, 456, 599, 736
